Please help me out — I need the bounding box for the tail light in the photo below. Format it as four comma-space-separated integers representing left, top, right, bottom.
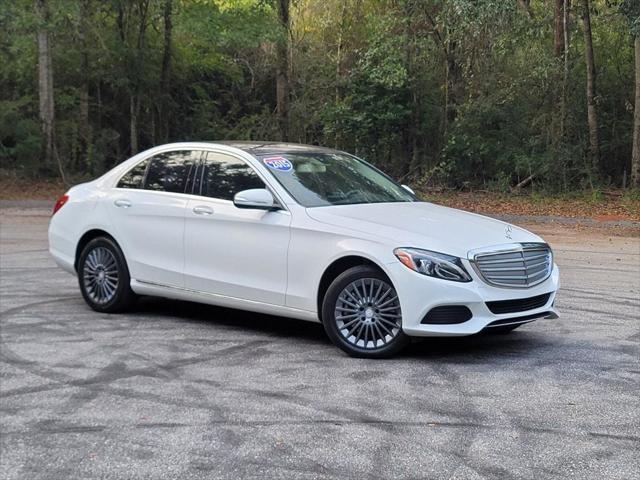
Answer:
52, 194, 69, 216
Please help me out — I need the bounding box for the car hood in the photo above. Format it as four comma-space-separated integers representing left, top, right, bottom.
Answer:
305, 201, 543, 258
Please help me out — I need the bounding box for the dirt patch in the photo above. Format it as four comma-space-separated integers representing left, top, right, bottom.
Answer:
0, 178, 67, 201
2, 178, 639, 223
422, 190, 640, 222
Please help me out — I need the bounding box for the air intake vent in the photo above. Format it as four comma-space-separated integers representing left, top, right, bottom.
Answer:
421, 306, 472, 325
486, 292, 552, 314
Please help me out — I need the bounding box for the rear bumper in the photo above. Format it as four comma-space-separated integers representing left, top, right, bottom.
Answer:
387, 261, 560, 337
49, 224, 77, 275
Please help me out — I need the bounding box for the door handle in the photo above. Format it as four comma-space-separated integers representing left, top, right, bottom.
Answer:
192, 205, 214, 215
114, 199, 132, 208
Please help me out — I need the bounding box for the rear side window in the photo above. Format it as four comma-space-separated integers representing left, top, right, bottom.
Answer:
198, 152, 264, 200
117, 159, 149, 189
143, 151, 197, 194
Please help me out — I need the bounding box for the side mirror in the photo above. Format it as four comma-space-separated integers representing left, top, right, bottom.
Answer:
233, 188, 276, 210
401, 184, 415, 195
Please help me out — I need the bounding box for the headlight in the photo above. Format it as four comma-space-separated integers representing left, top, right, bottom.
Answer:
393, 248, 472, 282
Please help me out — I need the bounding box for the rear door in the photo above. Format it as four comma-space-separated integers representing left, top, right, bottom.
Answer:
184, 151, 291, 305
108, 150, 199, 287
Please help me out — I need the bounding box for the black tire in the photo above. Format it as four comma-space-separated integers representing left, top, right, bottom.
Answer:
321, 265, 410, 358
78, 236, 136, 313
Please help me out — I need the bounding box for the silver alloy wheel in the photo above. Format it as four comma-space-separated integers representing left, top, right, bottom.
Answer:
83, 246, 119, 305
334, 278, 402, 349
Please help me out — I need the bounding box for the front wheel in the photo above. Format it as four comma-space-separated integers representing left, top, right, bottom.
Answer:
322, 265, 410, 358
78, 236, 136, 313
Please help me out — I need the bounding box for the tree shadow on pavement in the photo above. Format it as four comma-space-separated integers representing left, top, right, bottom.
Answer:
134, 296, 329, 344
132, 296, 553, 360
402, 330, 555, 360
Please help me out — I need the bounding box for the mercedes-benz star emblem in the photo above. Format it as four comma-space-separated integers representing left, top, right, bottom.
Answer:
505, 225, 513, 239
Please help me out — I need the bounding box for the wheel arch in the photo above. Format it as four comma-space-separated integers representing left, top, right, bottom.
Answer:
316, 254, 393, 322
74, 229, 121, 272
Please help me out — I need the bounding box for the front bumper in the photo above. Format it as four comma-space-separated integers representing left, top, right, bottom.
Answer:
386, 261, 560, 337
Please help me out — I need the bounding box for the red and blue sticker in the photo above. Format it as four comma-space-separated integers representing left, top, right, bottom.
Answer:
263, 156, 293, 172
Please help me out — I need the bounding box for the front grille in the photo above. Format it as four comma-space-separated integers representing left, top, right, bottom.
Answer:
471, 243, 552, 288
421, 306, 473, 324
486, 292, 552, 314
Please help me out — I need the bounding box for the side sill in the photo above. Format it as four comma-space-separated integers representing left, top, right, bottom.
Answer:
131, 279, 319, 323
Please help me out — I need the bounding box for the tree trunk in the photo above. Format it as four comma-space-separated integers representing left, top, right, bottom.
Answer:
560, 0, 570, 137
78, 0, 91, 172
333, 1, 347, 148
404, 3, 420, 175
554, 0, 565, 58
275, 0, 290, 142
35, 0, 55, 167
632, 36, 640, 187
444, 41, 461, 136
581, 0, 599, 173
517, 0, 534, 19
335, 1, 346, 103
159, 0, 172, 143
130, 95, 139, 155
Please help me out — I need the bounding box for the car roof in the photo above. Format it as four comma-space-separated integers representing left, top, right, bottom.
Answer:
210, 141, 341, 156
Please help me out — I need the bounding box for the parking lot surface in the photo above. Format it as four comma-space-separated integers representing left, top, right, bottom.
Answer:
1, 204, 639, 479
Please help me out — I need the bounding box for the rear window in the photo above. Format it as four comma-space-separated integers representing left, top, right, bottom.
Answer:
116, 150, 199, 193
117, 159, 149, 189
144, 151, 196, 194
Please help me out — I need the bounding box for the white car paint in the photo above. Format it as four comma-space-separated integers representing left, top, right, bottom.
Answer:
183, 194, 291, 304
49, 142, 560, 337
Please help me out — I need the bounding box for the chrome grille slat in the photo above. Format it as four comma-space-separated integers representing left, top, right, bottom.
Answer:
528, 271, 549, 281
477, 257, 526, 265
527, 265, 549, 275
480, 264, 531, 272
522, 253, 549, 261
470, 243, 553, 288
487, 275, 529, 280
526, 259, 549, 269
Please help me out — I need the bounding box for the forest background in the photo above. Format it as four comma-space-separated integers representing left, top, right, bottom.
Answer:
1, 0, 639, 217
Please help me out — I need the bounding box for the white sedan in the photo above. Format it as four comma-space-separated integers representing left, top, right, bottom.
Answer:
49, 142, 560, 358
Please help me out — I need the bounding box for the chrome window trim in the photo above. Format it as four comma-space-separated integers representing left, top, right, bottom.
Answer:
111, 145, 289, 212
468, 242, 553, 289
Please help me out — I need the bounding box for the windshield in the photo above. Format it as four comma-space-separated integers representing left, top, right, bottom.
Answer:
257, 152, 416, 207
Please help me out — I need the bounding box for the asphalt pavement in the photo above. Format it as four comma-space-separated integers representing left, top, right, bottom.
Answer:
1, 204, 638, 479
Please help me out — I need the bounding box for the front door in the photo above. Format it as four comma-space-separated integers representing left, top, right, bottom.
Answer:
184, 151, 291, 305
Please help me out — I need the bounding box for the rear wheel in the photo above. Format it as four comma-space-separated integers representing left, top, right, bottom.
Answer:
322, 265, 410, 358
78, 237, 136, 313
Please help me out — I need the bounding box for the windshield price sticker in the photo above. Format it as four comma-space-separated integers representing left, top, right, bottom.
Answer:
263, 156, 293, 172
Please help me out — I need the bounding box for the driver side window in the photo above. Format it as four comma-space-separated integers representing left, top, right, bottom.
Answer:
197, 152, 264, 200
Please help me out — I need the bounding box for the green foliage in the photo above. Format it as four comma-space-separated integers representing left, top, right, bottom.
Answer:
0, 98, 41, 174
620, 0, 640, 37
0, 0, 636, 192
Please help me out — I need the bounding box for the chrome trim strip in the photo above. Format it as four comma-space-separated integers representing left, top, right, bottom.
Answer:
485, 319, 536, 328
133, 279, 313, 314
112, 145, 292, 214
485, 310, 558, 328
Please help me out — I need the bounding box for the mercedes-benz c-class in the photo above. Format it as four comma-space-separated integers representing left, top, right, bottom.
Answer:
49, 142, 559, 358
